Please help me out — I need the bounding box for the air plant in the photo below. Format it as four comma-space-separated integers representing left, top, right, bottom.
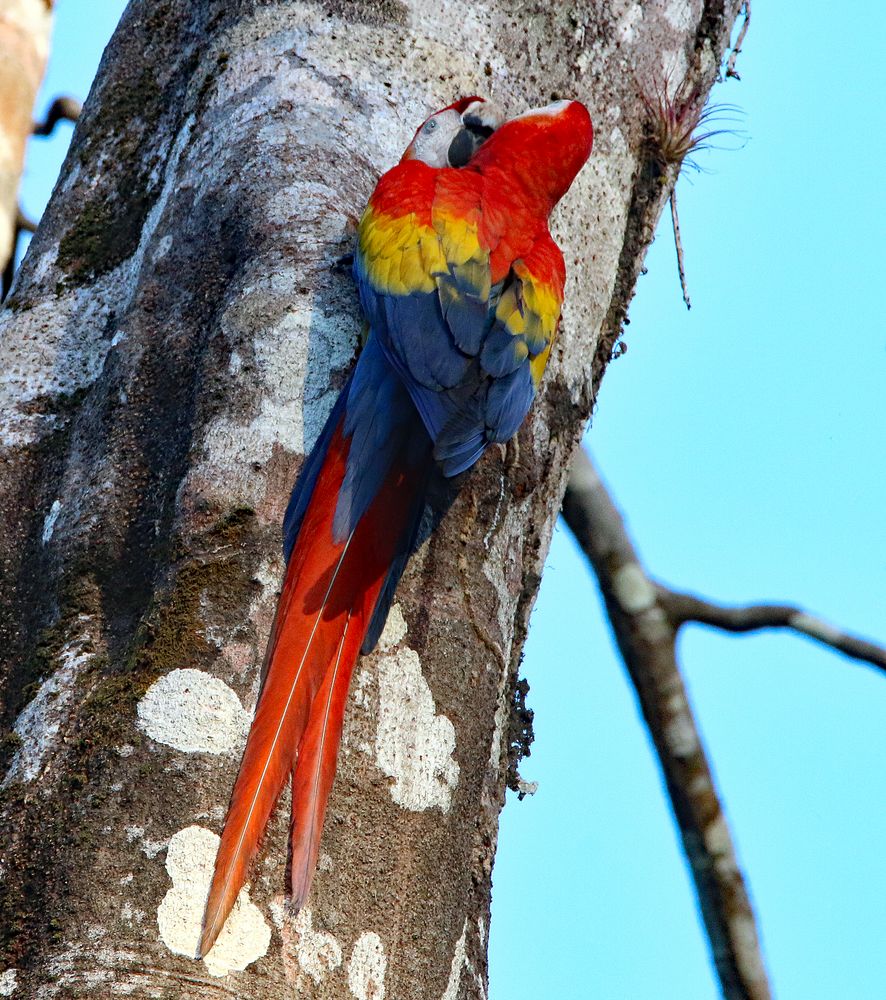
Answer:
641, 73, 745, 308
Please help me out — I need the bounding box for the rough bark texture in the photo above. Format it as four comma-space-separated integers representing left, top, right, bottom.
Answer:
0, 1, 742, 996
0, 0, 53, 273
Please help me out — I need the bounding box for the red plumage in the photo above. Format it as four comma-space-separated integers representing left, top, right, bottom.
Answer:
198, 95, 592, 960
198, 420, 424, 957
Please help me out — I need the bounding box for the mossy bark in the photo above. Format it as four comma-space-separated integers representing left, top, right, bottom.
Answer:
0, 1, 743, 996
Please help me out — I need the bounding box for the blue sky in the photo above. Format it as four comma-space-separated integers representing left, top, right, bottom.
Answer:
17, 3, 886, 997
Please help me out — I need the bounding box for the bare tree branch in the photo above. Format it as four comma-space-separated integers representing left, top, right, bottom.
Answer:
15, 207, 37, 234
657, 589, 886, 673
0, 0, 53, 275
32, 95, 81, 136
1, 208, 38, 300
2, 94, 81, 301
562, 448, 771, 1000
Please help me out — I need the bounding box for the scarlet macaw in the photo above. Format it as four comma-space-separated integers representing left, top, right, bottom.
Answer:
198, 96, 593, 958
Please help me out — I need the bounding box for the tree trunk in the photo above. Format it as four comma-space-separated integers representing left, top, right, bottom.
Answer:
0, 1, 742, 996
0, 0, 53, 273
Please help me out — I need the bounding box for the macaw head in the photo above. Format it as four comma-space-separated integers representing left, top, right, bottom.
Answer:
471, 99, 593, 210
401, 96, 503, 168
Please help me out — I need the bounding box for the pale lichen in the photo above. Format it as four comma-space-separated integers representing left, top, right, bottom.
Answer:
373, 607, 459, 811
2, 625, 93, 786
293, 907, 343, 985
348, 931, 387, 1000
156, 825, 270, 977
136, 668, 250, 755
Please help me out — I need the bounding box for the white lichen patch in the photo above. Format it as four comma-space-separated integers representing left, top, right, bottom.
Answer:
660, 46, 689, 83
120, 901, 146, 927
3, 626, 93, 786
0, 292, 114, 447
293, 908, 343, 985
663, 0, 694, 31
348, 931, 386, 1000
37, 942, 143, 997
351, 612, 459, 802
376, 603, 408, 653
487, 660, 508, 774
441, 919, 486, 1000
41, 499, 61, 544
607, 124, 629, 159
663, 712, 699, 758
790, 612, 843, 646
615, 3, 643, 44
268, 896, 287, 929
374, 608, 459, 812
136, 669, 250, 755
125, 826, 167, 860
478, 502, 528, 657
441, 921, 468, 1000
0, 969, 17, 996
151, 234, 173, 264
192, 284, 357, 512
705, 814, 734, 861
157, 825, 270, 977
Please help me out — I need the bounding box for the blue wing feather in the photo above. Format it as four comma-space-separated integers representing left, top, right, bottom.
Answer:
436, 270, 489, 356
479, 325, 526, 377
381, 292, 471, 391
333, 336, 425, 541
353, 237, 554, 481
485, 363, 535, 443
433, 408, 488, 476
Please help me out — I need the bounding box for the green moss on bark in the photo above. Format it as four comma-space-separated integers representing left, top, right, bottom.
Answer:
0, 505, 262, 966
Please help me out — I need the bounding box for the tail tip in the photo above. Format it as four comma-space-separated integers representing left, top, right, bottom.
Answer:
290, 868, 313, 915
196, 923, 217, 962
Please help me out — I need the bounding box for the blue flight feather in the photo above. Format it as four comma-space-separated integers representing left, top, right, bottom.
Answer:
485, 364, 535, 443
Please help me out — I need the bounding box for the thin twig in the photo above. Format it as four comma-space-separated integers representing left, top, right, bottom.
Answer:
2, 94, 80, 301
656, 589, 886, 674
562, 448, 771, 1000
670, 187, 691, 309
726, 1, 751, 81
2, 209, 39, 302
32, 95, 82, 136
16, 208, 37, 235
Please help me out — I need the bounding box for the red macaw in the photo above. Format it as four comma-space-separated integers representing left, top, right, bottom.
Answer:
198, 96, 593, 958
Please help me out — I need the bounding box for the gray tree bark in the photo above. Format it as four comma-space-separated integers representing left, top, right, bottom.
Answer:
0, 1, 742, 996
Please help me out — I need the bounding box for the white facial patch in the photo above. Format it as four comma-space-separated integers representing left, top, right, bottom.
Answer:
408, 109, 464, 167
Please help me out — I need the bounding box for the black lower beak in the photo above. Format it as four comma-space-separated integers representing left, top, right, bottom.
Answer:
447, 116, 497, 168
447, 128, 477, 168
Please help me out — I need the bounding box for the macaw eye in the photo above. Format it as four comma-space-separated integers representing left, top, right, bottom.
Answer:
424, 119, 438, 133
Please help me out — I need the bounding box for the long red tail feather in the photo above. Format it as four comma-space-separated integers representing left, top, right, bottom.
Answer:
198, 421, 423, 958
289, 610, 357, 908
